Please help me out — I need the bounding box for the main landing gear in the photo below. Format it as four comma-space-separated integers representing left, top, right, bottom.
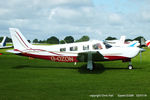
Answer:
87, 52, 93, 70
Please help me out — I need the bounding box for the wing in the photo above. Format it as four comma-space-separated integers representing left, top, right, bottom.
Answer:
0, 46, 13, 49
77, 51, 105, 62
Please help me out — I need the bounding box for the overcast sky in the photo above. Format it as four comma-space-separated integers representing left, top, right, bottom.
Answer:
0, 0, 150, 41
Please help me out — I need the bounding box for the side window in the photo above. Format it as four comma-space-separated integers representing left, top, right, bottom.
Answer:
83, 45, 89, 50
60, 48, 66, 52
70, 46, 78, 51
93, 43, 103, 50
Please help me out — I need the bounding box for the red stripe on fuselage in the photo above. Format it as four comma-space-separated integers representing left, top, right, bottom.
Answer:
27, 49, 62, 56
15, 48, 129, 62
104, 56, 128, 61
20, 53, 78, 62
15, 48, 63, 56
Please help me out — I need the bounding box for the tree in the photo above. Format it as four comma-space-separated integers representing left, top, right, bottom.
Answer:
6, 37, 12, 42
39, 40, 46, 43
134, 36, 146, 42
0, 37, 12, 42
125, 39, 133, 42
28, 40, 31, 43
0, 37, 3, 42
47, 36, 59, 44
64, 36, 74, 43
105, 36, 117, 40
60, 40, 65, 44
76, 35, 90, 42
33, 39, 38, 43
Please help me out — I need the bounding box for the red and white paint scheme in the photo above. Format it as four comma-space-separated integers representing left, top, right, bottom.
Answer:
9, 28, 143, 70
146, 40, 150, 47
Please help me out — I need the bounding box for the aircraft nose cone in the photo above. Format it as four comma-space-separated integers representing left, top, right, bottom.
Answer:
125, 47, 141, 58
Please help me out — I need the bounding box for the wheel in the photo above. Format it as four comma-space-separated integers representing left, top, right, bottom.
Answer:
128, 65, 133, 70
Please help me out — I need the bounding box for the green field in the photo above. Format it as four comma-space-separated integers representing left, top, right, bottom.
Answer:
0, 48, 150, 100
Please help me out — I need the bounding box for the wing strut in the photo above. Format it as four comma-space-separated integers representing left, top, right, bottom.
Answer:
87, 52, 93, 70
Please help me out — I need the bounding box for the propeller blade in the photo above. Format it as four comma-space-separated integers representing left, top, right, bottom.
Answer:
140, 50, 142, 63
139, 48, 145, 63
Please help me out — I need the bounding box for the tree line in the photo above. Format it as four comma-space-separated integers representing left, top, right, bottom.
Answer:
105, 36, 146, 43
0, 37, 12, 42
0, 35, 146, 44
32, 35, 90, 44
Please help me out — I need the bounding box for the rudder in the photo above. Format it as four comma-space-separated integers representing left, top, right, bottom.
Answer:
9, 28, 32, 50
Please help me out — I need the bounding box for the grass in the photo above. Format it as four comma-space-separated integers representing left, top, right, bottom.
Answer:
0, 48, 150, 100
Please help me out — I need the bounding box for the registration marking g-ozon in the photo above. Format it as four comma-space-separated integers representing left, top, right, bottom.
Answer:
50, 56, 74, 62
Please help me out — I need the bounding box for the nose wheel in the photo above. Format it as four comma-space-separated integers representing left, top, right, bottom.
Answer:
128, 62, 133, 70
128, 65, 133, 69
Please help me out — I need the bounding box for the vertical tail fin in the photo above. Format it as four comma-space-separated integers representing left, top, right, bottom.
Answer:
120, 36, 126, 44
9, 28, 32, 50
0, 36, 7, 46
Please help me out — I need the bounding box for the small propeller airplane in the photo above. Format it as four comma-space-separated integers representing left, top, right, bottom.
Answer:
105, 36, 126, 46
0, 36, 7, 48
105, 36, 140, 47
9, 28, 144, 70
0, 36, 12, 49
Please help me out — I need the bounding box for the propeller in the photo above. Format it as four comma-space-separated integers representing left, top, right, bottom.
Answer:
140, 49, 142, 63
139, 37, 145, 63
139, 48, 145, 63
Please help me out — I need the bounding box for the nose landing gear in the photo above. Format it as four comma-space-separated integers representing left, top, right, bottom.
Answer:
128, 62, 133, 70
122, 59, 133, 70
128, 65, 133, 69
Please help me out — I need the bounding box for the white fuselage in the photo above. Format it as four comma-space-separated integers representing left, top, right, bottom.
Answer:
16, 40, 140, 62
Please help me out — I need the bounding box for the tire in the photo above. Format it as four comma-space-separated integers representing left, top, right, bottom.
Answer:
128, 65, 133, 70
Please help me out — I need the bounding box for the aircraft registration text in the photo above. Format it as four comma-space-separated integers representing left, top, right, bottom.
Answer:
50, 56, 77, 62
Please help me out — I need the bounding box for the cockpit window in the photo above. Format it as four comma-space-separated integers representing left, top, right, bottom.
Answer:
103, 42, 112, 49
93, 43, 103, 50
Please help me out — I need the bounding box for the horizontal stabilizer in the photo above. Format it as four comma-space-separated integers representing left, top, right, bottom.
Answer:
7, 50, 21, 54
